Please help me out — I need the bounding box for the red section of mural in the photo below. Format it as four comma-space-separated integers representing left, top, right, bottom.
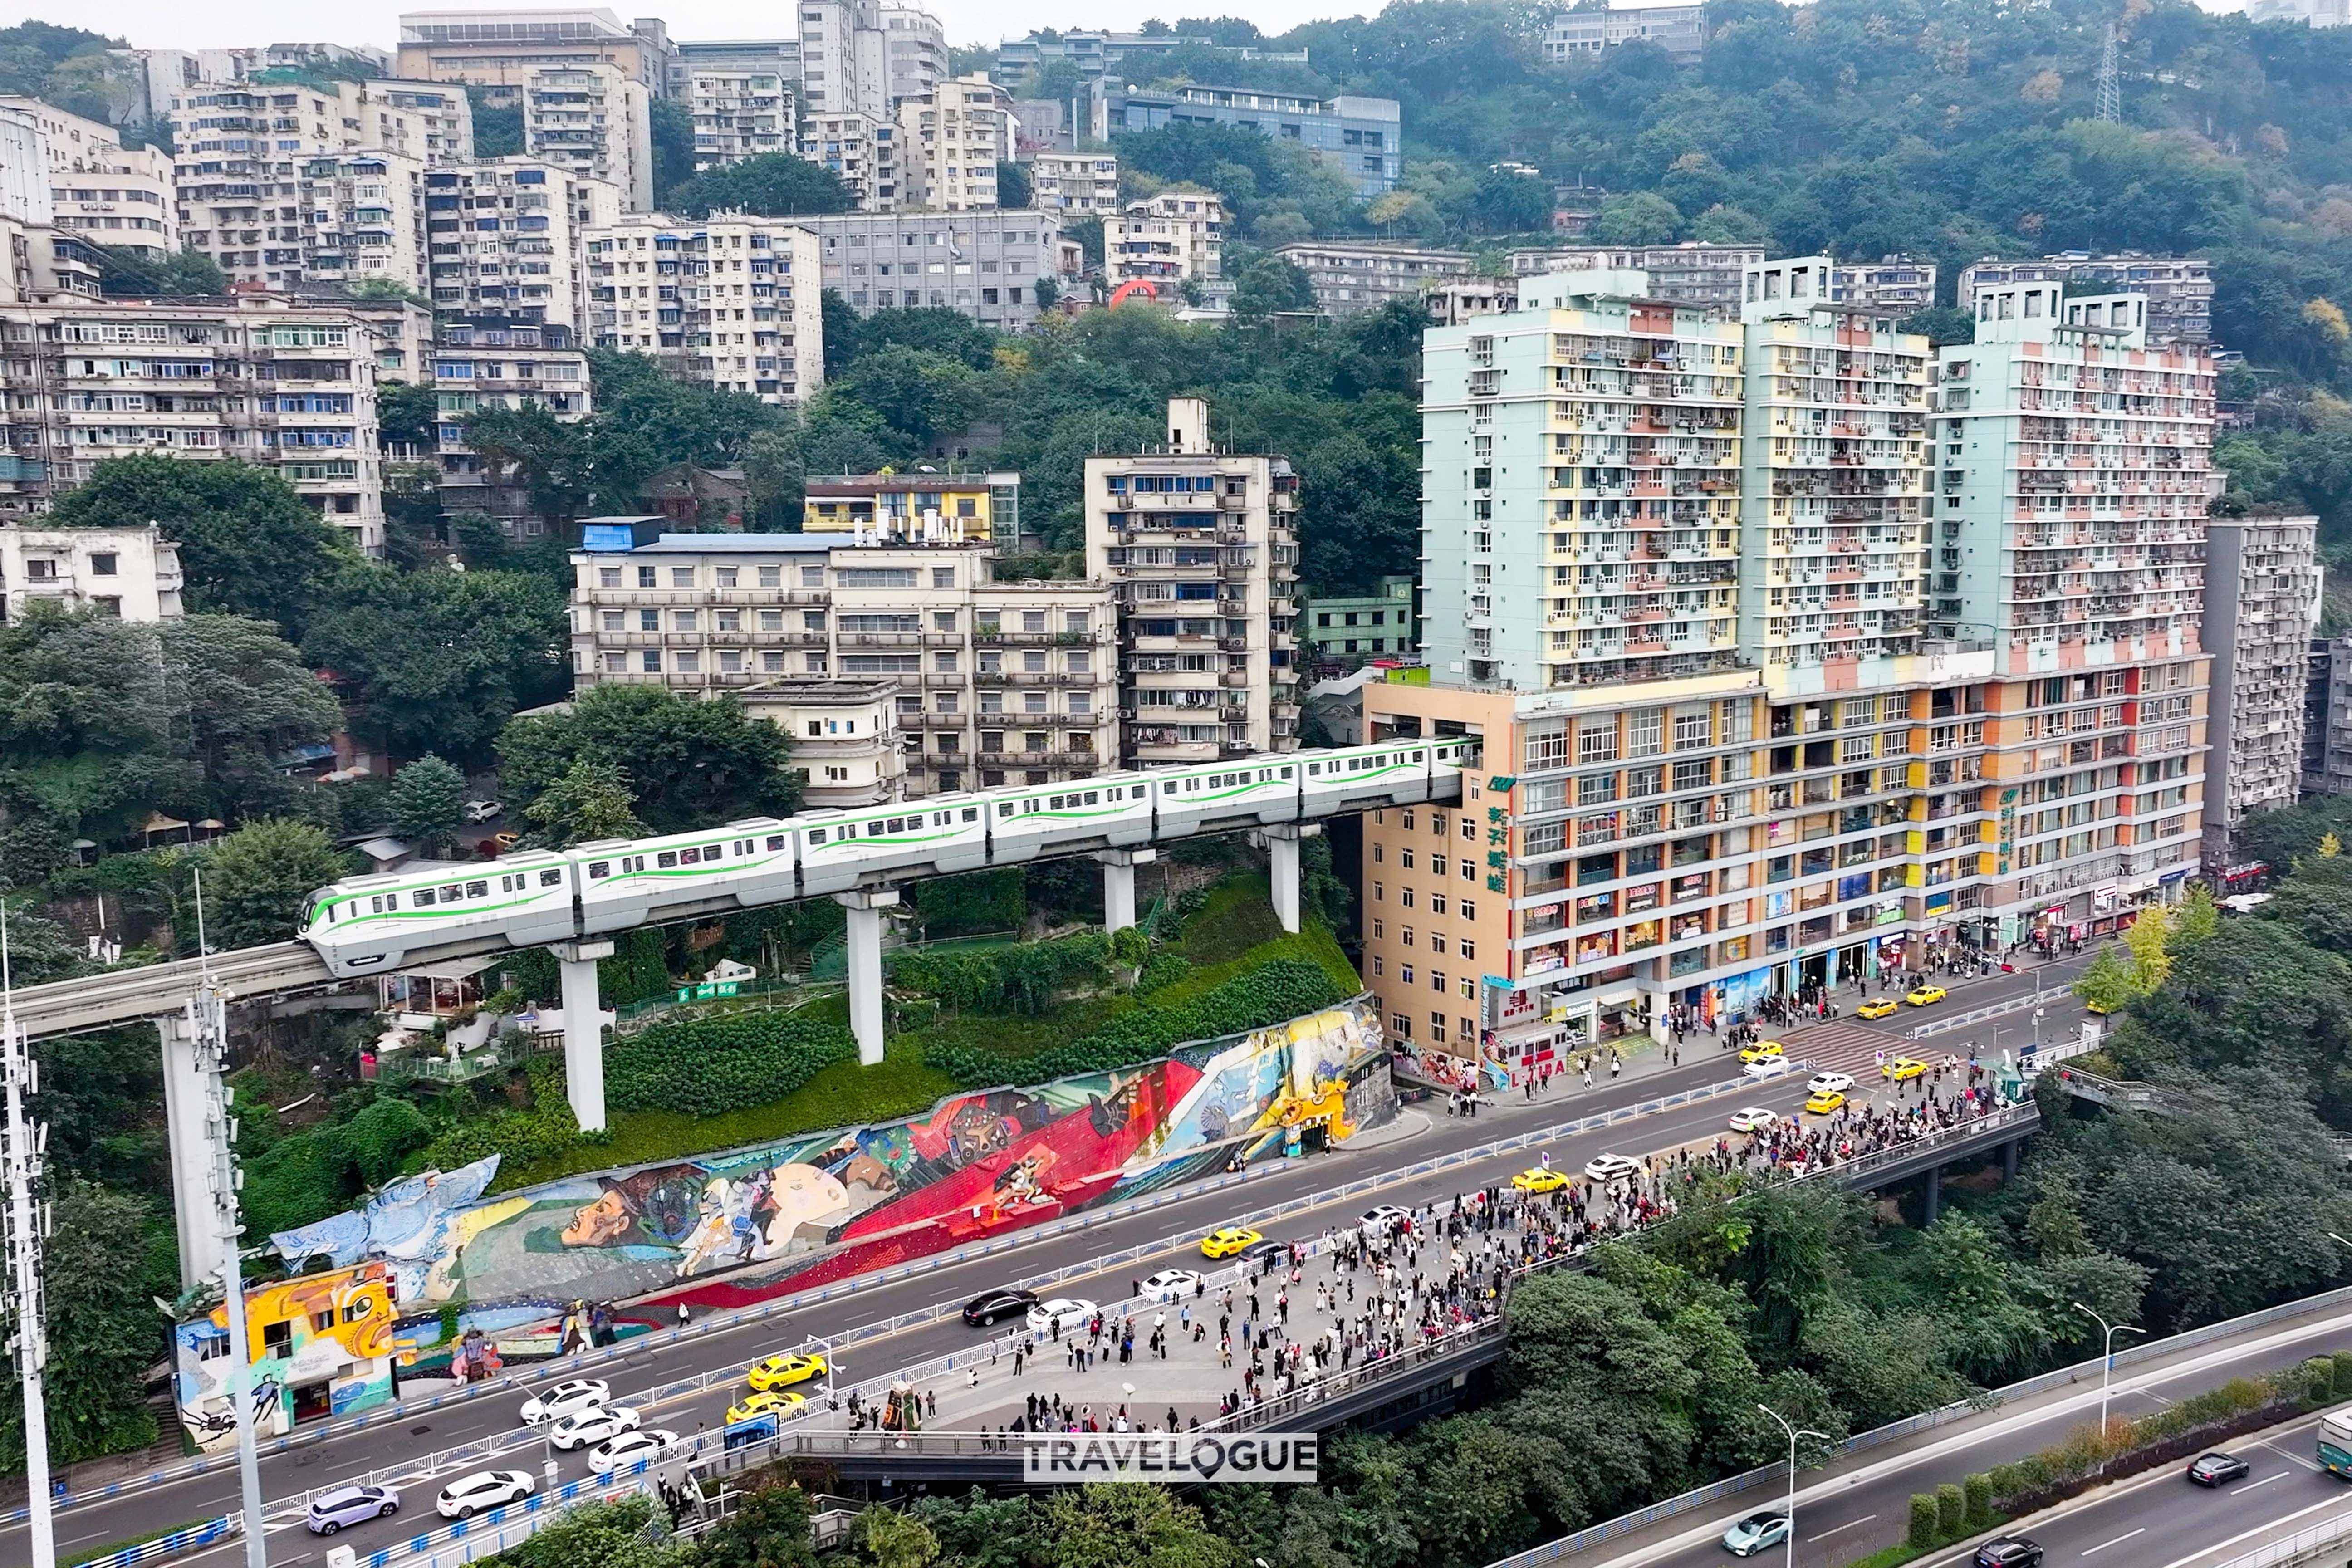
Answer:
645, 1059, 1203, 1313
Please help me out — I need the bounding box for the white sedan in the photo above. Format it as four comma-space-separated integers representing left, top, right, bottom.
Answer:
1141, 1269, 1203, 1302
1727, 1107, 1779, 1134
1808, 1071, 1857, 1096
1026, 1297, 1097, 1334
1583, 1153, 1643, 1184
588, 1429, 681, 1476
518, 1377, 610, 1425
548, 1404, 641, 1451
1742, 1056, 1791, 1081
436, 1469, 535, 1520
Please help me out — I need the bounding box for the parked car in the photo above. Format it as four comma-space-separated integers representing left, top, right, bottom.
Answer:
1583, 1153, 1643, 1184
1808, 1072, 1856, 1095
463, 799, 502, 823
962, 1287, 1039, 1326
305, 1484, 398, 1535
588, 1429, 681, 1477
1359, 1205, 1412, 1241
436, 1470, 534, 1520
1142, 1269, 1203, 1301
1727, 1108, 1777, 1134
1026, 1297, 1097, 1334
1235, 1237, 1295, 1264
547, 1404, 641, 1451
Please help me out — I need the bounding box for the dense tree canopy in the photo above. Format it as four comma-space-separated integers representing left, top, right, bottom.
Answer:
497, 683, 800, 834
666, 153, 855, 218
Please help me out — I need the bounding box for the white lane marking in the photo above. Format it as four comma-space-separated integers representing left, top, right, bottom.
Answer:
2235, 1470, 2289, 1491
2082, 1526, 2145, 1555
2260, 1439, 2323, 1470
2150, 1499, 2352, 1568
1805, 1513, 1876, 1542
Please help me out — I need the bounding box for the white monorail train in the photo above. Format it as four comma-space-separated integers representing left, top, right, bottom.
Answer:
300, 737, 1478, 978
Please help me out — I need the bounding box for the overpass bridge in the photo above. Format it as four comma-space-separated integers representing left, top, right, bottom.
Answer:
5, 738, 1471, 1290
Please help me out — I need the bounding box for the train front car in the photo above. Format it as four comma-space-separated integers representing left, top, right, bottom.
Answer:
1297, 740, 1441, 814
983, 777, 1157, 865
574, 819, 798, 936
793, 799, 990, 898
302, 853, 579, 978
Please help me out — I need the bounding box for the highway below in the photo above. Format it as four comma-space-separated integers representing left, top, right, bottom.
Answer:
10, 953, 2095, 1567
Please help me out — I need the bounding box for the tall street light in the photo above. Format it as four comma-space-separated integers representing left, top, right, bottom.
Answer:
1756, 1403, 1829, 1568
2073, 1301, 2142, 1449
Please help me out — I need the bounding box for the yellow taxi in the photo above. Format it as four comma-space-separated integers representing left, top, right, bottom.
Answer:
746, 1352, 827, 1392
1804, 1089, 1847, 1115
1904, 985, 1948, 1007
725, 1390, 806, 1426
1883, 1056, 1928, 1082
1511, 1166, 1570, 1194
1856, 997, 1899, 1020
1200, 1226, 1264, 1259
1738, 1039, 1785, 1066
2084, 998, 2114, 1016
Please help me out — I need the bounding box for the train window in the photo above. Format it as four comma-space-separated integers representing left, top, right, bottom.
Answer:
588, 862, 610, 879
767, 835, 787, 850
658, 851, 680, 868
1413, 749, 1426, 761
370, 896, 386, 913
867, 821, 885, 836
1085, 791, 1099, 805
997, 804, 1014, 818
441, 884, 464, 902
540, 869, 563, 886
680, 847, 701, 865
413, 887, 436, 907
466, 881, 488, 898
808, 829, 828, 845
1281, 767, 1294, 779
1309, 763, 1322, 775
962, 808, 979, 823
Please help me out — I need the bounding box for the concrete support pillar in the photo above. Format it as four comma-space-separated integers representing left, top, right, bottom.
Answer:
2001, 1138, 2020, 1183
554, 940, 615, 1134
1262, 825, 1319, 935
1923, 1164, 1943, 1225
836, 888, 901, 1065
159, 1009, 221, 1293
1098, 848, 1158, 934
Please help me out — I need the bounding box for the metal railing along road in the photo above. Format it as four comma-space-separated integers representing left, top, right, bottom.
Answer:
1905, 974, 2069, 1041
2210, 1505, 2352, 1568
1484, 1276, 2352, 1568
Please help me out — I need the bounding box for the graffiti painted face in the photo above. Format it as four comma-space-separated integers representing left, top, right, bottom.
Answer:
561, 1190, 633, 1248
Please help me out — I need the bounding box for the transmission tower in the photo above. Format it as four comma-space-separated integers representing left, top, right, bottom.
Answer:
2096, 21, 2122, 124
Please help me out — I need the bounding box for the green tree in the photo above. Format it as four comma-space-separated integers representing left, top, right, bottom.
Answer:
1036, 1485, 1240, 1568
498, 683, 799, 833
377, 379, 441, 450
0, 1182, 163, 1472
199, 818, 349, 948
826, 344, 984, 445
1593, 191, 1682, 244
1231, 254, 1319, 319
696, 1480, 820, 1568
1471, 167, 1552, 233
2073, 948, 2141, 1014
46, 456, 354, 634
387, 754, 468, 851
467, 85, 521, 157
854, 1507, 941, 1568
996, 158, 1033, 209
304, 568, 568, 763
649, 96, 699, 205
523, 757, 648, 847
667, 152, 855, 217
94, 245, 226, 298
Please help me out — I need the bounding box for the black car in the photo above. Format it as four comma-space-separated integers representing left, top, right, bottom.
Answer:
962, 1287, 1039, 1326
2187, 1451, 2251, 1486
1975, 1539, 2044, 1568
1236, 1237, 1294, 1264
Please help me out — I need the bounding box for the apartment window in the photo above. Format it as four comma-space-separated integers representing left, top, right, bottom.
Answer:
1629, 709, 1665, 758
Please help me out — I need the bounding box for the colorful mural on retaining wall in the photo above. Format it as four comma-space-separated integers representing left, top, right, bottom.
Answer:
172, 1262, 400, 1452
182, 998, 1390, 1446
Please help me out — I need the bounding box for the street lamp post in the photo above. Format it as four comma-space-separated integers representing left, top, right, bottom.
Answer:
1756, 1403, 1829, 1568
2073, 1301, 2142, 1450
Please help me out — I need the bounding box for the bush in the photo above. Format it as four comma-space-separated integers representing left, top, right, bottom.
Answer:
2332, 1351, 2352, 1401
418, 1058, 585, 1173
1137, 951, 1193, 993
1986, 1462, 2021, 1500
2304, 1357, 2337, 1406
1936, 1482, 1965, 1539
1964, 1472, 1993, 1531
1908, 1494, 1940, 1549
889, 932, 1110, 1014
924, 957, 1346, 1088
342, 1096, 434, 1185
605, 1013, 858, 1117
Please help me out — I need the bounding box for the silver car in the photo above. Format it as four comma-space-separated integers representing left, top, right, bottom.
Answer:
305, 1484, 399, 1534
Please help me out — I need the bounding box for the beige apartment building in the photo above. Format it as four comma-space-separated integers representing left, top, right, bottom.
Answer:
1026, 152, 1120, 214
298, 152, 430, 297
897, 75, 1014, 211
2198, 511, 2320, 867
396, 9, 673, 103
568, 531, 1120, 796
524, 64, 654, 212
424, 159, 623, 331
0, 524, 183, 624
799, 110, 903, 211
1084, 396, 1302, 764
0, 97, 178, 259
584, 213, 824, 404
688, 67, 794, 169
0, 295, 387, 554
1106, 191, 1225, 293
1275, 240, 1474, 316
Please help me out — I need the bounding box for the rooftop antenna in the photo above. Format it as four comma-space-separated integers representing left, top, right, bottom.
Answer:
2096, 21, 2122, 124
0, 899, 58, 1568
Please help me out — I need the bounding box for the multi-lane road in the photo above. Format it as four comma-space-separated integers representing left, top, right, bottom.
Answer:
8, 953, 2097, 1568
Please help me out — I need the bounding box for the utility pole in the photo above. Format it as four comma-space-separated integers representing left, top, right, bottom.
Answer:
1, 906, 57, 1568
189, 875, 269, 1568
2097, 21, 2122, 124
